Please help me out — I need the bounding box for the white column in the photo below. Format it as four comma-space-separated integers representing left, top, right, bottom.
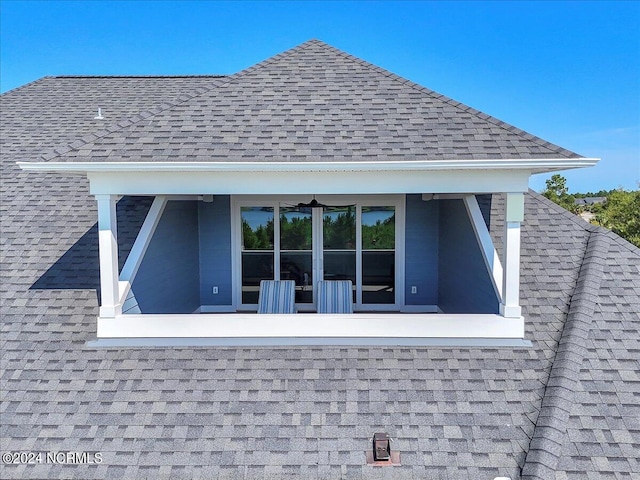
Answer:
500, 193, 524, 318
96, 194, 122, 318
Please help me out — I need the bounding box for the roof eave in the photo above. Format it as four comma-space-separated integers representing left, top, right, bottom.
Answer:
17, 158, 599, 175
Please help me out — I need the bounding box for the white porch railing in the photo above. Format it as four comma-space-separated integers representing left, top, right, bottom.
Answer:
97, 313, 524, 339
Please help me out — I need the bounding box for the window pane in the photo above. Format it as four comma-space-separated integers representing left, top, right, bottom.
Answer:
323, 206, 355, 249
241, 206, 274, 305
323, 251, 356, 302
324, 206, 356, 303
281, 252, 313, 303
241, 207, 274, 250
362, 251, 395, 304
323, 251, 356, 282
241, 252, 274, 304
280, 207, 312, 250
362, 207, 395, 250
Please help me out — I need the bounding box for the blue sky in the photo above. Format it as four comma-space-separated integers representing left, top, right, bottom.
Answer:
1, 0, 638, 192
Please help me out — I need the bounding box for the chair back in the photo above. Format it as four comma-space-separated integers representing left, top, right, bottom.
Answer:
257, 280, 296, 314
317, 280, 353, 313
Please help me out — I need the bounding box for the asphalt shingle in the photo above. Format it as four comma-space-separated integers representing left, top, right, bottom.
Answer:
41, 40, 582, 164
1, 41, 639, 480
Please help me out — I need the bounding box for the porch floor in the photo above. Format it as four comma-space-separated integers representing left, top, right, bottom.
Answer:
97, 312, 525, 341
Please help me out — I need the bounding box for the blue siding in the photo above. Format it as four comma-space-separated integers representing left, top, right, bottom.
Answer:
131, 201, 200, 314
198, 196, 233, 306
438, 199, 499, 314
476, 194, 493, 230
404, 194, 439, 305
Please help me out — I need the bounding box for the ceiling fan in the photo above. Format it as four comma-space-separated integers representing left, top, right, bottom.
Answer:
283, 196, 354, 210
296, 196, 326, 208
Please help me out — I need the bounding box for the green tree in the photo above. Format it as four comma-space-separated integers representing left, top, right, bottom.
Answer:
242, 218, 274, 249
280, 215, 312, 249
542, 174, 577, 212
323, 209, 356, 249
593, 189, 640, 248
362, 216, 395, 249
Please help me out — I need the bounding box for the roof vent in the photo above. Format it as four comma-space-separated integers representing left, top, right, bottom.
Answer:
94, 108, 104, 120
366, 432, 400, 466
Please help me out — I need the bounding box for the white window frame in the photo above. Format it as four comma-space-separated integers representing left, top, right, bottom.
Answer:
231, 194, 405, 312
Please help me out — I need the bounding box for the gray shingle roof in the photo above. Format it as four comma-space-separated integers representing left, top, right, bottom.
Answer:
41, 40, 582, 164
2, 49, 639, 480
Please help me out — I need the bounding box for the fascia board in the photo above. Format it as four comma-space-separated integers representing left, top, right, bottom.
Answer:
86, 169, 532, 195
17, 157, 599, 174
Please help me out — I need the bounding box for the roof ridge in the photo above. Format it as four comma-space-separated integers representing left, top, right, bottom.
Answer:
0, 76, 57, 97
314, 41, 581, 158
40, 41, 320, 162
521, 230, 611, 479
50, 74, 228, 79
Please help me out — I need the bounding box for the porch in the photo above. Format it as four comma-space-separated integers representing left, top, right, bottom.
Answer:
97, 313, 524, 340
94, 189, 525, 340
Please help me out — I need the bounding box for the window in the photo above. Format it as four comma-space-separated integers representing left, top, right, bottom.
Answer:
235, 196, 403, 311
362, 206, 395, 304
240, 207, 274, 304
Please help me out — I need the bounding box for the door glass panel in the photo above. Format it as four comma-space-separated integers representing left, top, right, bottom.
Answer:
280, 208, 312, 250
324, 251, 356, 281
280, 207, 313, 303
362, 206, 395, 250
240, 202, 398, 308
280, 252, 313, 303
323, 206, 355, 249
362, 251, 395, 304
241, 207, 274, 304
241, 252, 274, 304
323, 206, 356, 302
362, 206, 395, 304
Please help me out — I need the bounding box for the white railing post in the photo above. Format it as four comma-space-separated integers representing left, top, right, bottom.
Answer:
500, 193, 524, 318
96, 194, 122, 318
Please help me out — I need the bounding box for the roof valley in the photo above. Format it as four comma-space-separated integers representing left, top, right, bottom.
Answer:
521, 228, 611, 479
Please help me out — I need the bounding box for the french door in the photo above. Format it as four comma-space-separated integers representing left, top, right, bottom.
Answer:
235, 196, 403, 311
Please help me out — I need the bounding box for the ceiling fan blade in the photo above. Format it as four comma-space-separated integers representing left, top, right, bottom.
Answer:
284, 198, 356, 209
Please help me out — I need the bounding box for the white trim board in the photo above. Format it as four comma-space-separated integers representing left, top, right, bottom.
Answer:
97, 313, 525, 339
88, 337, 532, 348
18, 157, 599, 174
400, 305, 440, 313
84, 170, 534, 195
118, 196, 167, 304
199, 305, 236, 313
463, 195, 503, 301
231, 194, 405, 311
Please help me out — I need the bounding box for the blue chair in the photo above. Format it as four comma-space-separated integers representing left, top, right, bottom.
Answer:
317, 280, 353, 313
257, 280, 296, 313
